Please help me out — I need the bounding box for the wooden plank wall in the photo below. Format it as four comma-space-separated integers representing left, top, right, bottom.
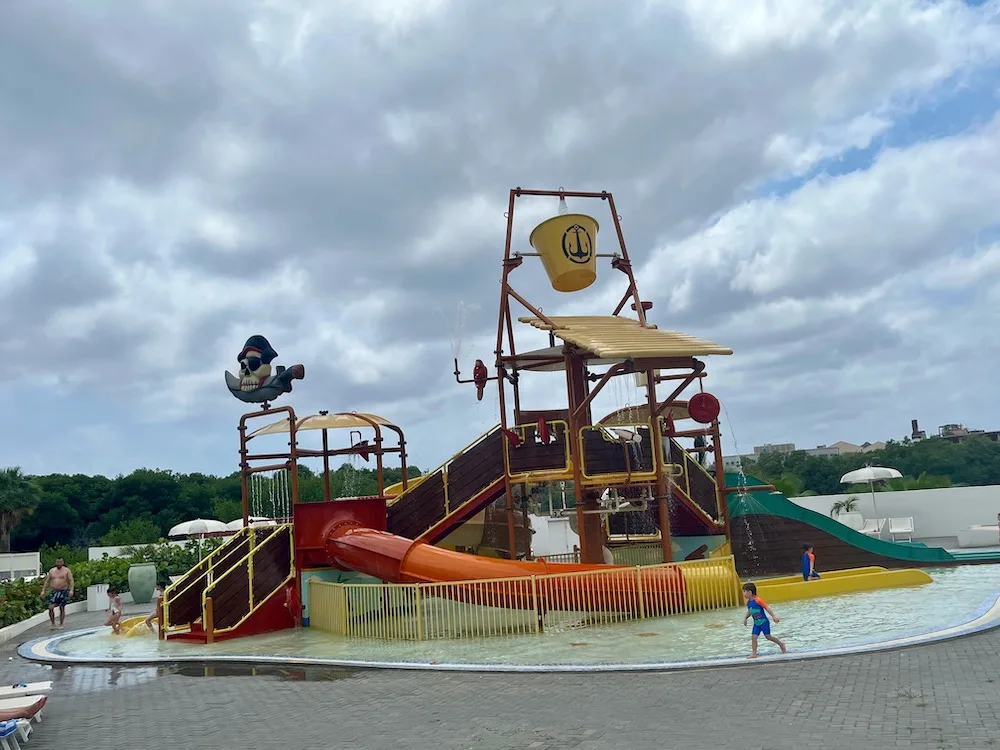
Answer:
733, 513, 921, 577
386, 470, 446, 540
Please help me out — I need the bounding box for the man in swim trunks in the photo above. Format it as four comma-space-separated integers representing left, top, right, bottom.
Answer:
39, 558, 74, 630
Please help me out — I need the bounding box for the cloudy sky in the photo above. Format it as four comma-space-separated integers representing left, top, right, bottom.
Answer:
3, 0, 1000, 479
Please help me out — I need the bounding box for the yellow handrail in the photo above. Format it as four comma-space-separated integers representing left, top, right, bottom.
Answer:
200, 524, 295, 636
576, 423, 675, 482
665, 428, 718, 484
504, 420, 573, 483
663, 429, 723, 526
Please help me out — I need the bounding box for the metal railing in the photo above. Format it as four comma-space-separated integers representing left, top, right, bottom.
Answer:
536, 549, 580, 563
535, 544, 665, 566
611, 542, 665, 566
309, 556, 741, 641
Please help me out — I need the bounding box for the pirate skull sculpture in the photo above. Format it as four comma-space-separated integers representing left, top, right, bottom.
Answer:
238, 336, 276, 391
239, 351, 272, 391
225, 335, 306, 404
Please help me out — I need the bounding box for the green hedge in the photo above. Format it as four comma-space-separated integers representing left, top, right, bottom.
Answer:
0, 539, 226, 629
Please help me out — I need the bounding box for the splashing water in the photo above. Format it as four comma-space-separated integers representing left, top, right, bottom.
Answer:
343, 455, 361, 498
721, 401, 764, 576
443, 300, 481, 364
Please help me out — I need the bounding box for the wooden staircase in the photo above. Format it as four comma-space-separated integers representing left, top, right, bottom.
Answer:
162, 524, 295, 643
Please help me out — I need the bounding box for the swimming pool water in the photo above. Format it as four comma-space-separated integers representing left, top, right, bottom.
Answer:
48, 565, 1000, 666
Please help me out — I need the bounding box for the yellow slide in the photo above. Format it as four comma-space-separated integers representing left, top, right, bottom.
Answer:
751, 566, 932, 604
114, 615, 155, 637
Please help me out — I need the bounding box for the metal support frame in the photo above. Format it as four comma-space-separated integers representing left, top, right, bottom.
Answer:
490, 188, 690, 564
239, 410, 411, 519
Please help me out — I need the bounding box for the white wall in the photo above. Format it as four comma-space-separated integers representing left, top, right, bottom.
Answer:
88, 539, 192, 561
791, 485, 1000, 544
0, 552, 40, 580
530, 515, 580, 556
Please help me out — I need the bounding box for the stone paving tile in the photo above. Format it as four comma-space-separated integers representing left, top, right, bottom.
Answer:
3, 608, 1000, 748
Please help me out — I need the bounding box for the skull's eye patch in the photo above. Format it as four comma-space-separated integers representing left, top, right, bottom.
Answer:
243, 356, 263, 371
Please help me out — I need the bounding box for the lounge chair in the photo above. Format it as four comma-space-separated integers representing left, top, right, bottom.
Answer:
0, 682, 51, 700
836, 512, 865, 531
859, 518, 886, 536
0, 696, 45, 724
0, 719, 31, 750
889, 517, 915, 542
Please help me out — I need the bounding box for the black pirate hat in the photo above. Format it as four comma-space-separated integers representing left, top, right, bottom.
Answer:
238, 335, 279, 365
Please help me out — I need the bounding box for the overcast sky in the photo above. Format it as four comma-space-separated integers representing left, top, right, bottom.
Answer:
3, 0, 1000, 479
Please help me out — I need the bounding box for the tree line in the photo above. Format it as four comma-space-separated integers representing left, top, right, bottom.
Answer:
737, 435, 1000, 497
2, 434, 998, 555
0, 463, 422, 555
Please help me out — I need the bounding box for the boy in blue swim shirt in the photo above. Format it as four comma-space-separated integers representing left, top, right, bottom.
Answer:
742, 582, 787, 658
801, 543, 820, 581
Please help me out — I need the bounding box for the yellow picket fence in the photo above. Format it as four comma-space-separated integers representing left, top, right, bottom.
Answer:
309, 555, 741, 641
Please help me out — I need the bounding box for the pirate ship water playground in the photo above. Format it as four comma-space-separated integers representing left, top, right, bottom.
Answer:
23, 188, 1000, 671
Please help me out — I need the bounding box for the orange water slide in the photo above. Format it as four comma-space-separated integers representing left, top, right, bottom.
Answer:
324, 522, 694, 614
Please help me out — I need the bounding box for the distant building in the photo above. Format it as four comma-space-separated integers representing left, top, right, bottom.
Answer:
722, 454, 755, 471
752, 443, 796, 456
724, 437, 885, 468
909, 418, 998, 444
939, 423, 969, 438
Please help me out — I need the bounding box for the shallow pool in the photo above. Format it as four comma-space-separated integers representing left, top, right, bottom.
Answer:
46, 565, 1000, 666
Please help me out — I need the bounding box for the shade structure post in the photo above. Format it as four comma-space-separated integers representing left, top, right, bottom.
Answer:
869, 480, 880, 539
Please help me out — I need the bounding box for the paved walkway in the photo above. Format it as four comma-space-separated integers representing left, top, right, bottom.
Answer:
5, 608, 1000, 749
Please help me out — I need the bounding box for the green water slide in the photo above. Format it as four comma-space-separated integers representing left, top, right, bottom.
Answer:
725, 473, 1000, 565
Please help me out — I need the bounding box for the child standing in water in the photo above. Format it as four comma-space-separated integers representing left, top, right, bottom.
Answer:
742, 582, 787, 658
105, 587, 123, 634
801, 544, 820, 581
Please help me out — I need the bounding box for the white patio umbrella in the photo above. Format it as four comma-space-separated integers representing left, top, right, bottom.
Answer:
839, 466, 902, 539
223, 517, 277, 532
168, 519, 228, 537
168, 519, 229, 559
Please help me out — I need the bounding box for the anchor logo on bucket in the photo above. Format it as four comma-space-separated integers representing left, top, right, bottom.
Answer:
561, 224, 593, 265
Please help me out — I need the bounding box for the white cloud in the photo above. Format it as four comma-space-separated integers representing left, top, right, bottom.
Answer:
2, 0, 1000, 475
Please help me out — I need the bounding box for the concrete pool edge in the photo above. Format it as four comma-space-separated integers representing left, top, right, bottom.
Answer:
19, 592, 1000, 673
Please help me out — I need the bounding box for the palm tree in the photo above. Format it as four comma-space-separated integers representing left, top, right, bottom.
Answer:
0, 467, 39, 553
829, 496, 860, 518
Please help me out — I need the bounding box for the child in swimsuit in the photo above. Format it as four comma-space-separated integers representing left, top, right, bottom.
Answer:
801, 544, 820, 581
106, 587, 123, 634
742, 582, 787, 658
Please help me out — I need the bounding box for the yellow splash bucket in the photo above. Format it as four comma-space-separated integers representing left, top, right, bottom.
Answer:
529, 213, 600, 293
